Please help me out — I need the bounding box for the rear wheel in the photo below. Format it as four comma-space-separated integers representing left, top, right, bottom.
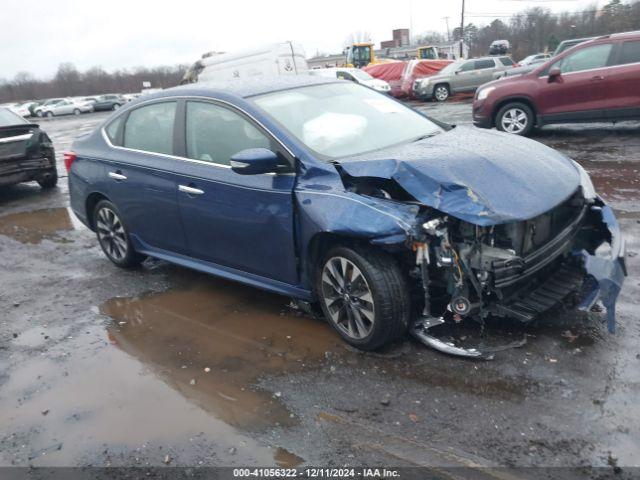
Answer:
37, 170, 58, 189
495, 102, 534, 136
73, 108, 81, 115
93, 200, 144, 268
316, 246, 410, 350
433, 84, 450, 102
112, 103, 121, 111
45, 111, 53, 118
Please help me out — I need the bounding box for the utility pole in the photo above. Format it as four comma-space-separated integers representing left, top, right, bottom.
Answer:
443, 16, 451, 42
459, 0, 465, 58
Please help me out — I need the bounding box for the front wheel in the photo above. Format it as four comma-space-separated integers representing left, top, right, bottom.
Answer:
316, 246, 410, 351
73, 108, 81, 115
45, 111, 54, 118
93, 200, 144, 268
37, 169, 58, 189
112, 103, 121, 111
433, 84, 450, 102
495, 102, 535, 136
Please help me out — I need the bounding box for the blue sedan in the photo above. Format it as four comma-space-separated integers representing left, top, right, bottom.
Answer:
67, 75, 625, 356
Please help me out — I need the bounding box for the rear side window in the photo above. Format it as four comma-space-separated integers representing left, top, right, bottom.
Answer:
557, 44, 613, 74
105, 115, 124, 144
617, 40, 640, 65
123, 102, 176, 155
475, 59, 496, 69
499, 57, 515, 66
185, 101, 271, 166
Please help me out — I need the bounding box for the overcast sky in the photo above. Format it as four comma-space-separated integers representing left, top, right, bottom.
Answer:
0, 0, 604, 79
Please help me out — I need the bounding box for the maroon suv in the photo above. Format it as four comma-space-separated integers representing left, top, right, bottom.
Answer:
473, 31, 640, 135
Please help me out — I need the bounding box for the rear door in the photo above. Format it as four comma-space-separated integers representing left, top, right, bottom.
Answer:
102, 100, 188, 254
536, 42, 615, 121
173, 99, 298, 284
607, 38, 640, 119
473, 58, 498, 88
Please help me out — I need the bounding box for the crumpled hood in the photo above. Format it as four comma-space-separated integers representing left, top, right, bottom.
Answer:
338, 126, 581, 226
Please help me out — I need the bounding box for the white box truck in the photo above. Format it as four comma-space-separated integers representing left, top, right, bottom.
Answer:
181, 42, 308, 84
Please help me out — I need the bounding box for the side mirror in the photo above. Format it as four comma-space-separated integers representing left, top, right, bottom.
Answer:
230, 148, 280, 175
548, 67, 561, 82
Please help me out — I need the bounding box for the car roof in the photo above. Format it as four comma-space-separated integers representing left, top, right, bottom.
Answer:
168, 75, 341, 99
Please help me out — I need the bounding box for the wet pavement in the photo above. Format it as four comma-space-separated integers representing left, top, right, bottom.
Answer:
0, 107, 638, 472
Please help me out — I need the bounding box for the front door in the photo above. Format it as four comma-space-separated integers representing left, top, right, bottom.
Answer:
536, 43, 614, 120
174, 100, 298, 285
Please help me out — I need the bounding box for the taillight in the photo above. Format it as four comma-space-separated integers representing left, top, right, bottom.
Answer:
63, 151, 77, 172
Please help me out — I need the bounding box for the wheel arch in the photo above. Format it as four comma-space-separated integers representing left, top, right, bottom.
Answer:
85, 192, 110, 231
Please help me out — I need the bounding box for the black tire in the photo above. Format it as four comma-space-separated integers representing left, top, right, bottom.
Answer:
36, 110, 43, 118
45, 111, 53, 118
495, 102, 535, 136
93, 200, 144, 268
73, 108, 81, 115
316, 246, 410, 351
433, 83, 450, 102
37, 169, 58, 189
112, 103, 121, 111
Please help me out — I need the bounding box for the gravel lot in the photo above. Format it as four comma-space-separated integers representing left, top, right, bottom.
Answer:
0, 102, 638, 474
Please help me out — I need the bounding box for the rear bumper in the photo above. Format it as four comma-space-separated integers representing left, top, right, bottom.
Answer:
0, 155, 56, 186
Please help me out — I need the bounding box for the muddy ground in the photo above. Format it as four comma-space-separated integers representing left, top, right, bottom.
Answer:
0, 102, 638, 474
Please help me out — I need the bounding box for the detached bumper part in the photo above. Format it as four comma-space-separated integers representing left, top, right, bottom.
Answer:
574, 205, 627, 333
410, 316, 486, 359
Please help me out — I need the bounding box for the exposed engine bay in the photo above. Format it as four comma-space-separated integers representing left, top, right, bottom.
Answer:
341, 168, 627, 359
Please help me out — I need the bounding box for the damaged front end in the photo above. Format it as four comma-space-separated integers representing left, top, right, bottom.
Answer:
335, 130, 627, 358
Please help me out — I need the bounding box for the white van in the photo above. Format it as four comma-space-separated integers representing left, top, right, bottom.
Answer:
183, 42, 308, 84
308, 67, 390, 93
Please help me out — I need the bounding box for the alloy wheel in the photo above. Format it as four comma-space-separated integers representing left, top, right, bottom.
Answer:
96, 207, 128, 261
501, 108, 528, 133
321, 256, 375, 340
434, 86, 449, 101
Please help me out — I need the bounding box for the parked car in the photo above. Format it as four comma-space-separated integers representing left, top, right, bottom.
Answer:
553, 37, 596, 56
9, 102, 35, 117
67, 76, 625, 356
92, 94, 125, 111
473, 31, 640, 136
489, 40, 510, 55
34, 98, 65, 117
413, 56, 515, 101
309, 67, 391, 93
0, 107, 57, 188
519, 53, 551, 65
40, 99, 93, 117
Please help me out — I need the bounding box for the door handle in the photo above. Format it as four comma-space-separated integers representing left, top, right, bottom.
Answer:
591, 75, 605, 81
108, 171, 127, 181
178, 184, 204, 195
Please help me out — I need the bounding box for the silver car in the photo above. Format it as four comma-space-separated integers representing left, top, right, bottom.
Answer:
413, 56, 515, 102
40, 99, 93, 118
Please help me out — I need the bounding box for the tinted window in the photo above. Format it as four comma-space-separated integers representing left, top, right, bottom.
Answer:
459, 61, 475, 72
185, 101, 271, 166
499, 57, 515, 66
123, 102, 176, 155
475, 59, 496, 69
337, 71, 355, 81
618, 40, 640, 65
557, 44, 613, 73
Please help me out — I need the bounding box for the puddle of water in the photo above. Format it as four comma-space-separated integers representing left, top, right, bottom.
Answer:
0, 207, 80, 244
100, 278, 340, 430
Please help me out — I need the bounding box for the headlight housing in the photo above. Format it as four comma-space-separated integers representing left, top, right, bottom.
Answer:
476, 86, 495, 101
572, 160, 597, 200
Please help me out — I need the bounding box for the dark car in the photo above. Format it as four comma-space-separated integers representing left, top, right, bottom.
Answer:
0, 107, 57, 188
67, 76, 625, 357
473, 31, 640, 135
92, 94, 125, 111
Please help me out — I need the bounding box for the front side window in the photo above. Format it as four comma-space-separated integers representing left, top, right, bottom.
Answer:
185, 101, 271, 166
459, 61, 475, 72
123, 102, 176, 155
253, 82, 442, 159
617, 40, 640, 65
556, 44, 613, 74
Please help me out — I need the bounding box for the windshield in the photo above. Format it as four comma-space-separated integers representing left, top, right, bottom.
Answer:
0, 108, 27, 126
253, 83, 442, 159
350, 70, 373, 81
